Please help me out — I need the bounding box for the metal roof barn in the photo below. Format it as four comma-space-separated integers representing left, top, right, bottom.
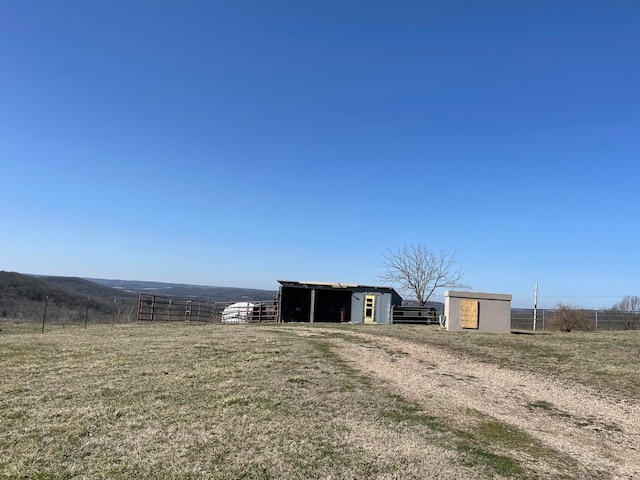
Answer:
277, 280, 402, 324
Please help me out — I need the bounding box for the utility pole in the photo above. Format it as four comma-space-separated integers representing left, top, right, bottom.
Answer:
533, 283, 538, 331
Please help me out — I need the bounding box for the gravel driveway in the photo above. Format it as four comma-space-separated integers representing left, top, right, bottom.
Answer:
291, 327, 640, 479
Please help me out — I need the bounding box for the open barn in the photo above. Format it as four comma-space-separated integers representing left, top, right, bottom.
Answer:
277, 280, 402, 324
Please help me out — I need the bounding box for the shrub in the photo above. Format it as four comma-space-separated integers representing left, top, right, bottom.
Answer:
546, 303, 593, 332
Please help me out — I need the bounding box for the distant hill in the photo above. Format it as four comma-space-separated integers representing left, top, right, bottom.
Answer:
2, 272, 276, 323
0, 271, 135, 321
35, 275, 138, 300
87, 278, 277, 302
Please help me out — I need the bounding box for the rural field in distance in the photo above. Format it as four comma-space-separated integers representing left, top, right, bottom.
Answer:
1, 322, 639, 479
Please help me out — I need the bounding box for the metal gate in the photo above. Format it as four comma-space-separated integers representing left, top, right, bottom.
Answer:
136, 294, 278, 323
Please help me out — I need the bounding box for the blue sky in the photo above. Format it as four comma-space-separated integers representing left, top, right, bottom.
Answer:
1, 1, 638, 309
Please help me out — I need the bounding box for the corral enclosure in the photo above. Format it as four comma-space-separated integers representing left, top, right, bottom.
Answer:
133, 293, 639, 331
136, 294, 278, 323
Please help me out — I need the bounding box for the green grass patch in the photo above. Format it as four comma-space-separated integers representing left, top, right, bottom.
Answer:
380, 394, 443, 431
456, 441, 526, 478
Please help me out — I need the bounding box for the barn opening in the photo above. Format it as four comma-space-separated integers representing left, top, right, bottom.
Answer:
277, 280, 401, 324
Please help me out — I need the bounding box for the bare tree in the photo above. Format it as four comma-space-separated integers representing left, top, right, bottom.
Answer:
610, 295, 640, 330
379, 243, 469, 306
612, 295, 640, 312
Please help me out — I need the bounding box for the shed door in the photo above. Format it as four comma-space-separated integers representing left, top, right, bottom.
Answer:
364, 295, 376, 324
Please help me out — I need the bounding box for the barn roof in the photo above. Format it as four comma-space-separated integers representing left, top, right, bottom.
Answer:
277, 280, 400, 296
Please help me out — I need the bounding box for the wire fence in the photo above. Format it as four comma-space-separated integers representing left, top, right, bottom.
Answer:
511, 309, 640, 331
4, 295, 638, 332
2, 297, 138, 329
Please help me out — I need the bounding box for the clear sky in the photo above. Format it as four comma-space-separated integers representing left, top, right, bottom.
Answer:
1, 1, 638, 309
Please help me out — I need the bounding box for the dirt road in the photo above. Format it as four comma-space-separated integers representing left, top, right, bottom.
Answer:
290, 327, 640, 479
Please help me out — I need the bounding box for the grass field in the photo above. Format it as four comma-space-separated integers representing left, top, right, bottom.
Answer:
1, 322, 639, 479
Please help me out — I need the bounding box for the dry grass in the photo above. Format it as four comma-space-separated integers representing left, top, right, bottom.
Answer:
334, 324, 640, 398
1, 322, 639, 479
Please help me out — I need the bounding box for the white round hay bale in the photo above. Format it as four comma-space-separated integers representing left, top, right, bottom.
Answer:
221, 302, 255, 324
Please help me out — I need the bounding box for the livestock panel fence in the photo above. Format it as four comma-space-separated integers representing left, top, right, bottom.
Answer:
137, 294, 278, 323
392, 305, 441, 324
511, 308, 640, 331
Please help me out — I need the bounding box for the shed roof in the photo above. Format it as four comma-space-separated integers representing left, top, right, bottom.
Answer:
278, 280, 401, 296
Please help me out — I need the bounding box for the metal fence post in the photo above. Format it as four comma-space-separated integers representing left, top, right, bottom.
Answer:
85, 297, 89, 329
42, 296, 49, 333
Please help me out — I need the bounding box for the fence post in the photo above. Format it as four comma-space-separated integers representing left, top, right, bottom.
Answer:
42, 296, 49, 333
595, 310, 598, 331
185, 300, 192, 322
136, 294, 144, 323
85, 297, 90, 329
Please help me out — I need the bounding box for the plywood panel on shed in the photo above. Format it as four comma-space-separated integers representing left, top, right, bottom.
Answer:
461, 299, 479, 329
